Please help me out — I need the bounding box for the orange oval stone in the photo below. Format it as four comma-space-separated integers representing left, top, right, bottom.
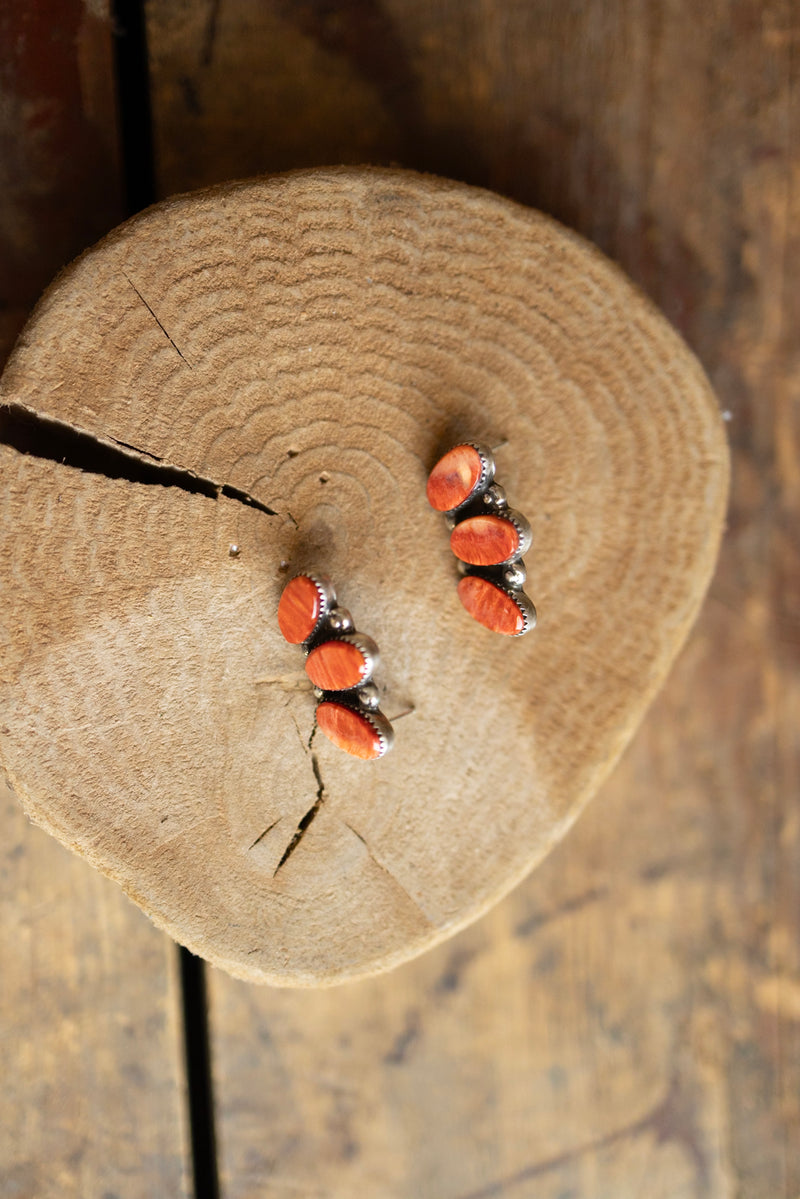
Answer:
316, 702, 384, 759
450, 515, 520, 565
305, 639, 369, 691
278, 575, 322, 644
426, 445, 483, 511
457, 575, 525, 635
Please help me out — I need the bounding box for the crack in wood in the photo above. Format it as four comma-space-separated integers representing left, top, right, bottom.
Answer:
0, 401, 278, 516
123, 272, 193, 367
273, 750, 326, 875
248, 818, 281, 852
343, 822, 432, 924
109, 436, 164, 462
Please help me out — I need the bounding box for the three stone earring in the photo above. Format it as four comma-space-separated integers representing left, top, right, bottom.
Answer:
278, 573, 395, 759
427, 443, 537, 636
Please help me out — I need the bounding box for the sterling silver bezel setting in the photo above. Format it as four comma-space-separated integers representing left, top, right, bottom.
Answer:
304, 631, 380, 691
460, 442, 496, 509
357, 706, 395, 757
314, 700, 395, 759
460, 569, 538, 637
429, 441, 497, 514
289, 572, 338, 646
450, 507, 532, 567
502, 508, 533, 562
505, 587, 537, 636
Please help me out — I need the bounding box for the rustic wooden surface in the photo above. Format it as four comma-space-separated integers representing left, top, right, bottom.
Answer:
0, 5, 190, 1196
0, 779, 190, 1197
1, 0, 797, 1195
0, 0, 121, 363
143, 0, 799, 1195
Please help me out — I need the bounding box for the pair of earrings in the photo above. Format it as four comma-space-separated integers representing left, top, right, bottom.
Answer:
277, 443, 536, 760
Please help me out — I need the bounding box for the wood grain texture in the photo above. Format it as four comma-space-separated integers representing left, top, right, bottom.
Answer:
0, 0, 122, 365
142, 0, 798, 1193
0, 779, 190, 1197
207, 601, 776, 1199
0, 168, 727, 985
0, 6, 192, 1194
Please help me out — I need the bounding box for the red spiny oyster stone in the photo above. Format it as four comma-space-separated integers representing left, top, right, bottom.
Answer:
426, 444, 483, 511
305, 639, 368, 691
278, 574, 322, 643
457, 575, 525, 635
316, 702, 384, 759
450, 514, 520, 565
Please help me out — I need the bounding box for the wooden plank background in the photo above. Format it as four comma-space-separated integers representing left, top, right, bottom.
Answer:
2, 0, 798, 1195
0, 4, 190, 1196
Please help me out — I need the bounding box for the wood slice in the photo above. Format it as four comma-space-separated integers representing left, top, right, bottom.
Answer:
0, 167, 729, 985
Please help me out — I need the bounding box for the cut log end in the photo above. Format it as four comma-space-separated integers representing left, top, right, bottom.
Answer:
0, 167, 729, 985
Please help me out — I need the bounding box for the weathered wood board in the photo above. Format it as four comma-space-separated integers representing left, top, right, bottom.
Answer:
1, 0, 796, 1194
144, 0, 799, 1194
0, 5, 190, 1194
0, 777, 191, 1197
0, 0, 122, 363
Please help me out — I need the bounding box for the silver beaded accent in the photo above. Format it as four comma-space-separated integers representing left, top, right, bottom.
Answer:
327, 606, 354, 633
482, 483, 507, 509
357, 682, 381, 710
503, 561, 527, 589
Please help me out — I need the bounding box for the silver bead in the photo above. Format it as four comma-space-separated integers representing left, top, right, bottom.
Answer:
357, 682, 381, 710
482, 484, 507, 509
503, 561, 527, 589
327, 606, 354, 633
